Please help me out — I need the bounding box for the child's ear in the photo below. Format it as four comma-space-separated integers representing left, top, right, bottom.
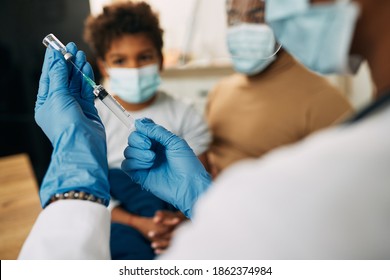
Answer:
97, 58, 108, 77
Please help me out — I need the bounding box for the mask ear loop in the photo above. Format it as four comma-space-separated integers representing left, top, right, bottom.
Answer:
261, 42, 282, 60
228, 31, 283, 61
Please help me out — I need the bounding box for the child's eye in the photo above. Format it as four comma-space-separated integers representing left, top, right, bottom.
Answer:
139, 54, 154, 62
112, 58, 125, 66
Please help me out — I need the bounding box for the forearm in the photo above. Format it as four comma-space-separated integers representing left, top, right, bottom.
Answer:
111, 206, 138, 227
111, 207, 154, 239
19, 200, 111, 260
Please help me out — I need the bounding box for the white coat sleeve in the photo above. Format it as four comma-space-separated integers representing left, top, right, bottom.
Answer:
160, 107, 390, 259
18, 200, 111, 260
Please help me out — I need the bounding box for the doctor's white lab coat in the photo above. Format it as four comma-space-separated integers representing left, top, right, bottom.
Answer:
19, 103, 390, 259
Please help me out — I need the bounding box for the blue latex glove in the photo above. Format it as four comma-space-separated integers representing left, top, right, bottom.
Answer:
121, 118, 212, 218
35, 43, 109, 208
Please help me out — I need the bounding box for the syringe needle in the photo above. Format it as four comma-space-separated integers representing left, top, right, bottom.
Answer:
69, 60, 97, 89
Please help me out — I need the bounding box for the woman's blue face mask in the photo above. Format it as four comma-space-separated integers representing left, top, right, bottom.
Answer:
227, 23, 277, 76
266, 0, 361, 75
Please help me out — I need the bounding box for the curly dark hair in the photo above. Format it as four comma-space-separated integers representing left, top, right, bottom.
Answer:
84, 1, 163, 63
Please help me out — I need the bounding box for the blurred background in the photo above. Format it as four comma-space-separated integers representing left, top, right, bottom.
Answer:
0, 0, 374, 184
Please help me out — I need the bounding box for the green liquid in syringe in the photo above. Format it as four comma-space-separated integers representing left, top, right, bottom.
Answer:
69, 60, 97, 89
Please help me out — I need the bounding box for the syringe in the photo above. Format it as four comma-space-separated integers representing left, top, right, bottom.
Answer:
42, 34, 135, 129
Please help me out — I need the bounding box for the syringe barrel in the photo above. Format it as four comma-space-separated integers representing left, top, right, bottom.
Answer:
42, 34, 73, 61
94, 86, 135, 130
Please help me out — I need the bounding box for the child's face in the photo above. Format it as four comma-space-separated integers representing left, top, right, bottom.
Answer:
101, 33, 160, 74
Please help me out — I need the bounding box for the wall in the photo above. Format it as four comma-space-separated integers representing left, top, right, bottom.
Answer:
0, 0, 92, 183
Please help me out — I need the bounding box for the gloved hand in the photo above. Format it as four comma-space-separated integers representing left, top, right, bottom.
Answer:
35, 43, 109, 208
121, 118, 212, 218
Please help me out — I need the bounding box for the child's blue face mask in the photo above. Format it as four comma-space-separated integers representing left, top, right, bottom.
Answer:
266, 0, 361, 74
107, 64, 161, 104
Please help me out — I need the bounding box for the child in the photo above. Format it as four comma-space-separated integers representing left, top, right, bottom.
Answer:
84, 1, 210, 259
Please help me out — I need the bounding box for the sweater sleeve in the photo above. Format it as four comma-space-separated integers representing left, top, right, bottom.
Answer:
305, 88, 353, 134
